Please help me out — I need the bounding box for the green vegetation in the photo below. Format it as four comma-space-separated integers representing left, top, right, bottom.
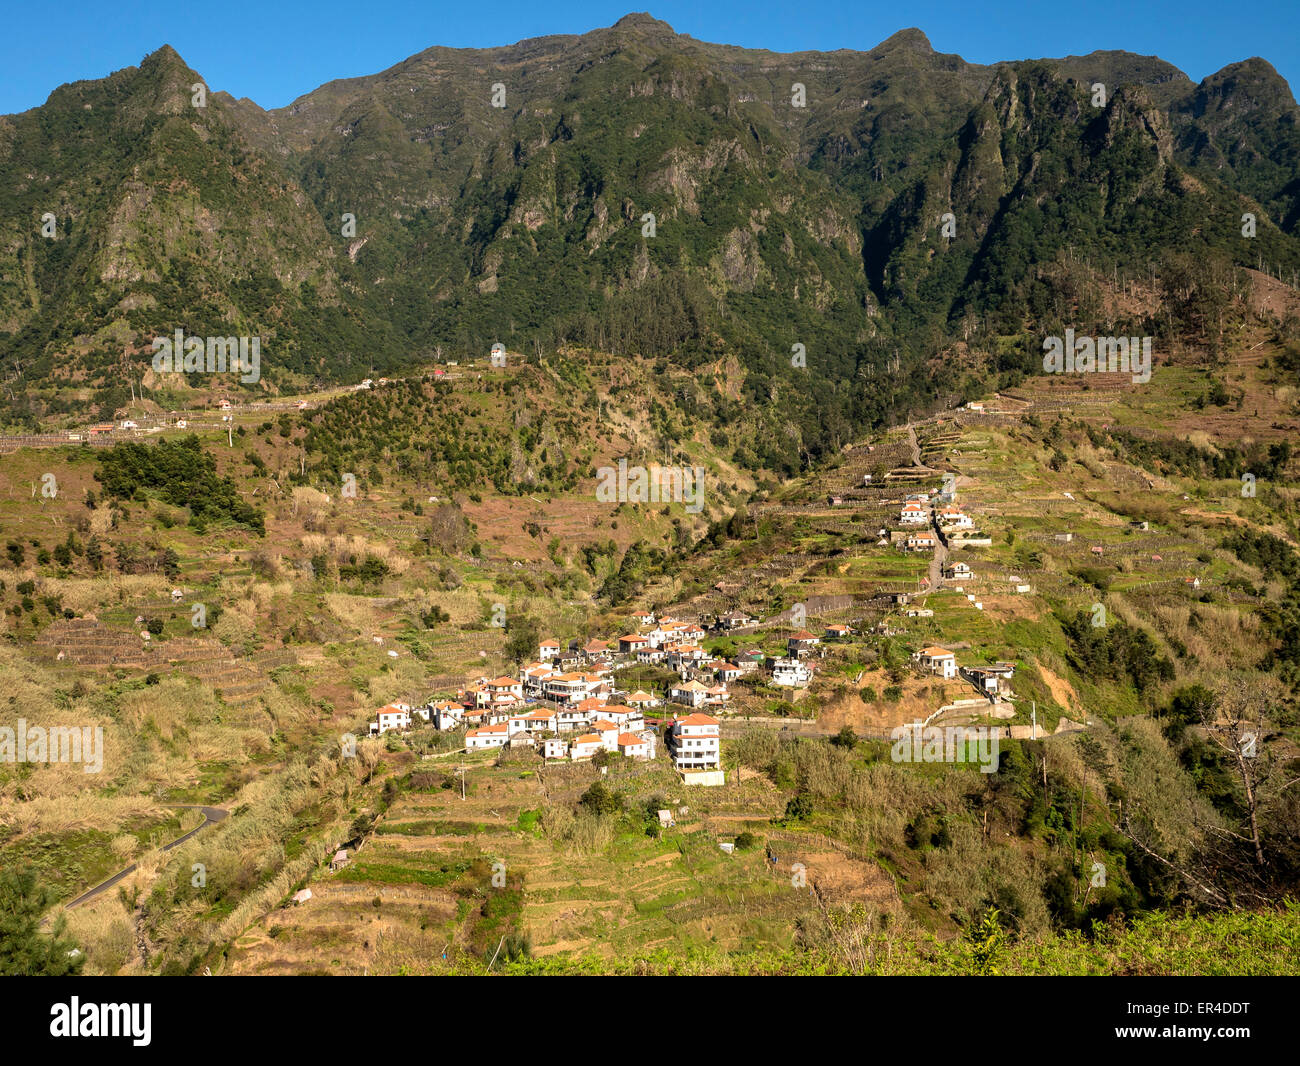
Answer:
97, 436, 265, 533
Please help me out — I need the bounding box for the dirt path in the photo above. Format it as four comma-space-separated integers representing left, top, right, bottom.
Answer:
928, 517, 948, 592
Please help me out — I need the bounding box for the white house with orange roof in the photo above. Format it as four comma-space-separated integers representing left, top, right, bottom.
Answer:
569, 733, 605, 760
913, 646, 957, 679
617, 732, 656, 760
937, 506, 973, 529
371, 703, 412, 735
824, 623, 853, 640
521, 663, 556, 698
665, 643, 706, 670
711, 661, 743, 683
905, 530, 937, 552
465, 723, 509, 750
900, 501, 929, 525
485, 676, 524, 702
538, 639, 561, 661
704, 684, 731, 706
589, 720, 622, 751
667, 713, 721, 770
618, 633, 650, 655
787, 629, 821, 656
677, 622, 706, 643
599, 705, 645, 732
624, 690, 661, 709
507, 709, 557, 736
557, 695, 606, 732
543, 672, 605, 704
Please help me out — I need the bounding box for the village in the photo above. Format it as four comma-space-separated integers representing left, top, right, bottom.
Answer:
364, 477, 1032, 777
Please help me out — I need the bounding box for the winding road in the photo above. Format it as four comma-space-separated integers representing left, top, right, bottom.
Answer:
64, 805, 228, 910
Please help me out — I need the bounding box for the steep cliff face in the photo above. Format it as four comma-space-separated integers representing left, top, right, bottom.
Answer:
1, 16, 1297, 427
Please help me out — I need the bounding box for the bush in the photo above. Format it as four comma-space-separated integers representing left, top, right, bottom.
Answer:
578, 781, 623, 816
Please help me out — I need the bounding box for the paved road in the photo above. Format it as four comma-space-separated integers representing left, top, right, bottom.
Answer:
64, 805, 228, 910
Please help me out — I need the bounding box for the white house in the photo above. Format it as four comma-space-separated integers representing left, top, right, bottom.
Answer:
600, 705, 645, 732
787, 629, 821, 656
430, 700, 465, 730
900, 502, 929, 525
485, 676, 524, 702
465, 723, 509, 750
542, 737, 568, 760
713, 662, 743, 683
913, 646, 957, 679
669, 679, 710, 708
624, 690, 661, 709
507, 710, 557, 736
771, 657, 812, 687
538, 639, 561, 660
937, 507, 973, 529
667, 713, 721, 770
569, 733, 605, 760
943, 561, 972, 580
522, 664, 555, 698
543, 672, 605, 704
617, 732, 656, 760
906, 531, 937, 552
717, 611, 755, 630
617, 634, 650, 655
589, 720, 621, 752
373, 704, 411, 734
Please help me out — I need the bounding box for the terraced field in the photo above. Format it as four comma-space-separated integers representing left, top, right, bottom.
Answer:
223, 751, 899, 974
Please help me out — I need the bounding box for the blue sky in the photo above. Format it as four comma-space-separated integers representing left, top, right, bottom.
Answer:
2, 1, 1296, 114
